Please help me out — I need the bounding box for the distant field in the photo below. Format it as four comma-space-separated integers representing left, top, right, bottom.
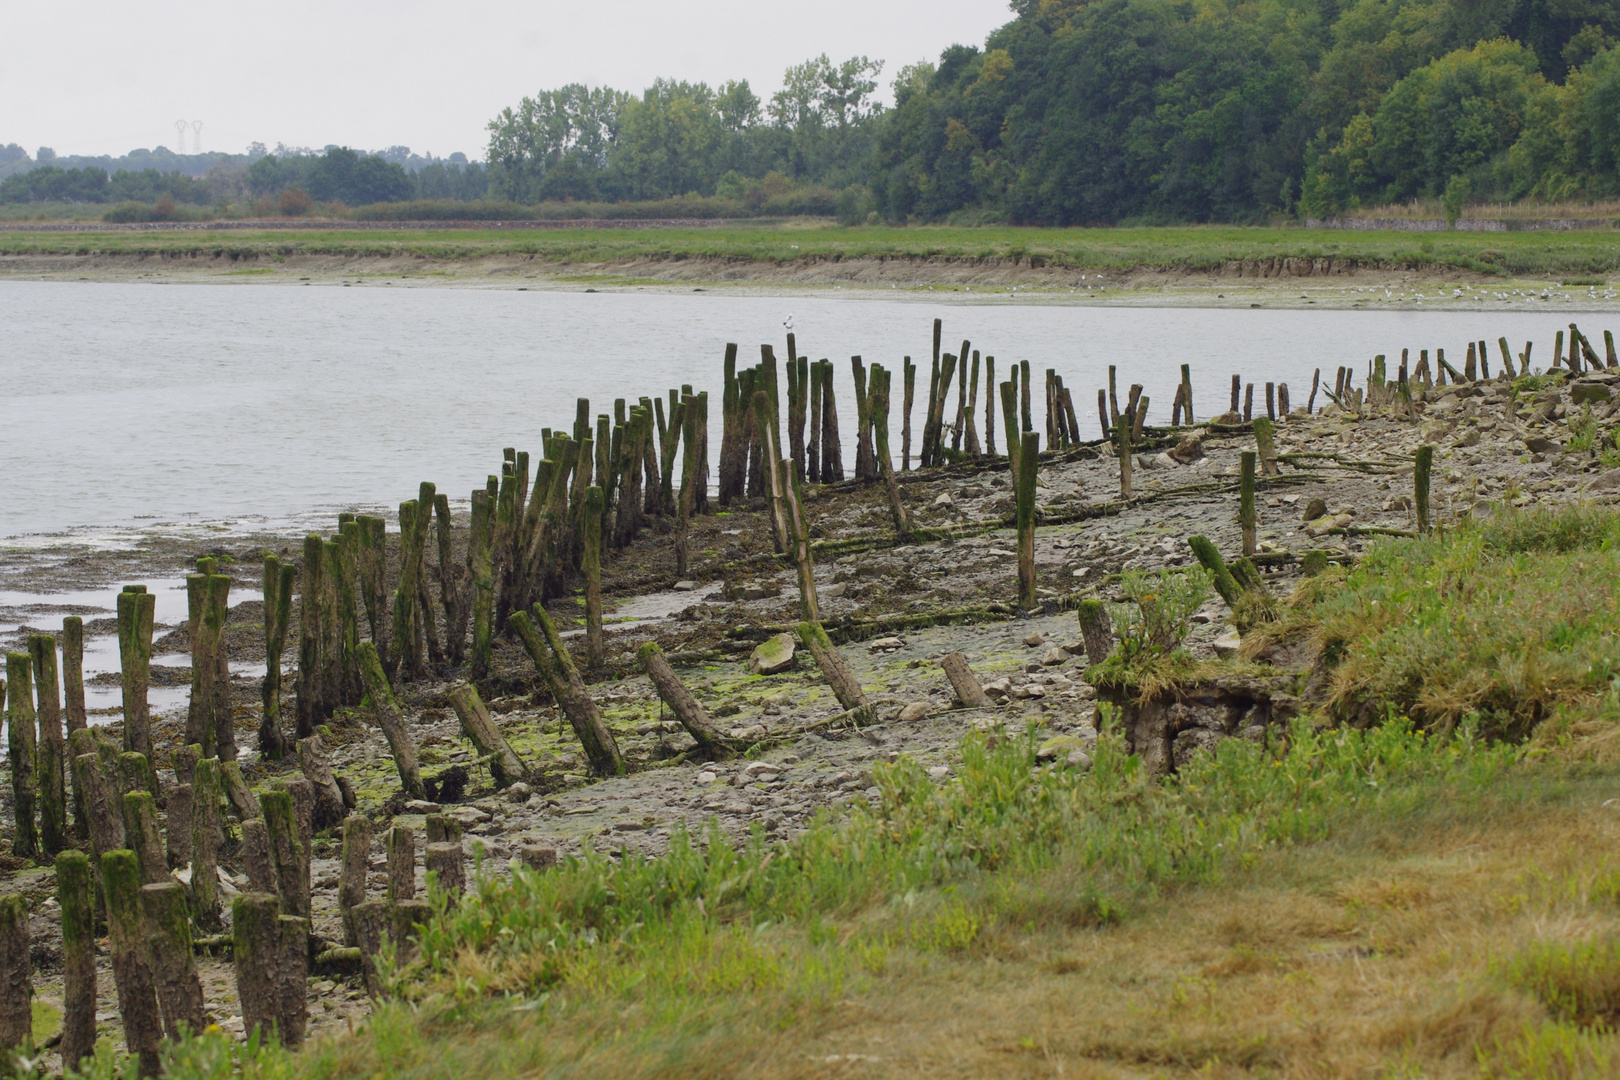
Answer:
1, 223, 1617, 278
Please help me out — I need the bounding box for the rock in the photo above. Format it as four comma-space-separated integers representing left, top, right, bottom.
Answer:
1065, 749, 1093, 771
726, 724, 768, 741
1572, 382, 1612, 404
749, 632, 797, 675
1454, 429, 1480, 448
1040, 647, 1068, 666
1059, 640, 1087, 656
742, 761, 783, 780
820, 582, 848, 599
933, 493, 956, 508
673, 580, 698, 591
927, 766, 951, 781
1169, 434, 1205, 463
1303, 513, 1353, 538
981, 677, 1011, 700
1022, 631, 1044, 647
503, 782, 532, 803
445, 804, 494, 826
1037, 734, 1085, 761
897, 701, 930, 723
405, 800, 438, 815
1213, 627, 1242, 657
695, 770, 718, 784
1526, 436, 1563, 454
743, 582, 781, 601
867, 636, 906, 651
1301, 498, 1327, 522
1011, 683, 1046, 699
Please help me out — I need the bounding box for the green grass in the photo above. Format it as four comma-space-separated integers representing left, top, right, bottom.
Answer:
2, 223, 1619, 277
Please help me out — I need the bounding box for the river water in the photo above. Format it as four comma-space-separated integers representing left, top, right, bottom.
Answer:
1, 279, 1610, 540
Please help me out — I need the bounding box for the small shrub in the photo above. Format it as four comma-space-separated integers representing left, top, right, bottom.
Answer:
278, 188, 312, 217
1108, 566, 1211, 665
1500, 938, 1620, 1027
101, 201, 151, 223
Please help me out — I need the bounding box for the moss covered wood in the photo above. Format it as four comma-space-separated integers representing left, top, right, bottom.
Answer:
1016, 431, 1040, 611
29, 633, 67, 856
5, 654, 37, 860
469, 488, 495, 678
141, 880, 205, 1039
795, 621, 870, 720
102, 849, 162, 1076
510, 607, 624, 776
0, 893, 29, 1053
261, 554, 295, 758
56, 850, 95, 1070
116, 587, 155, 761
637, 642, 733, 757
448, 683, 527, 788
354, 641, 424, 801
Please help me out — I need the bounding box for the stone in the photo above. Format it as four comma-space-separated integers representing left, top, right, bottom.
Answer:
981, 678, 1011, 700
1526, 436, 1563, 454
1022, 631, 1044, 647
673, 580, 698, 592
1300, 498, 1327, 522
1037, 734, 1085, 761
742, 761, 782, 779
897, 702, 930, 723
1011, 683, 1046, 699
1303, 513, 1353, 538
1064, 749, 1093, 771
1169, 434, 1205, 463
1572, 382, 1612, 405
749, 633, 797, 675
820, 582, 848, 599
503, 782, 532, 803
743, 582, 781, 601
1213, 627, 1242, 657
1454, 429, 1480, 448
867, 637, 906, 651
933, 493, 956, 508
1060, 640, 1086, 656
695, 771, 717, 784
1040, 647, 1068, 667
927, 766, 951, 781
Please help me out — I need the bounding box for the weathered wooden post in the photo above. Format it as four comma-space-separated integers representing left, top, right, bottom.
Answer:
676, 394, 698, 577
355, 642, 424, 801
296, 736, 346, 829
637, 643, 732, 758
339, 815, 370, 946
386, 824, 415, 902
581, 485, 606, 668
940, 652, 989, 708
29, 634, 66, 856
204, 572, 234, 760
870, 365, 912, 541
233, 892, 282, 1046
510, 608, 624, 776
102, 850, 163, 1076
902, 356, 916, 470
261, 789, 309, 919
448, 683, 527, 789
1077, 599, 1114, 665
121, 790, 168, 885
821, 360, 844, 481
190, 758, 223, 931
1415, 445, 1433, 535
0, 893, 30, 1055
116, 587, 156, 762
1016, 431, 1039, 611
240, 817, 275, 893
5, 654, 37, 861
56, 850, 95, 1070
984, 356, 997, 456
1253, 416, 1279, 477
795, 621, 871, 721
425, 841, 465, 896
1240, 451, 1258, 557
260, 554, 295, 758
141, 879, 205, 1039
469, 488, 494, 678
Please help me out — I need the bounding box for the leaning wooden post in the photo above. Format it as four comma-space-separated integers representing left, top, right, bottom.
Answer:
637, 643, 732, 757
5, 654, 37, 861
964, 350, 982, 454
794, 621, 871, 720
1076, 599, 1114, 665
1240, 451, 1258, 557
28, 634, 67, 856
1415, 445, 1433, 535
940, 652, 989, 708
56, 851, 96, 1070
102, 850, 163, 1077
354, 641, 424, 801
141, 880, 205, 1040
1253, 416, 1279, 477
1307, 368, 1320, 413
510, 607, 624, 776
116, 587, 156, 761
782, 455, 820, 621
448, 683, 527, 789
582, 485, 606, 668
871, 366, 912, 541
1016, 431, 1039, 611
296, 736, 346, 829
190, 758, 223, 931
0, 894, 30, 1055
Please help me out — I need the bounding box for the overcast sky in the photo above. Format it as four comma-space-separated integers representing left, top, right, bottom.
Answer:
4, 1, 1011, 160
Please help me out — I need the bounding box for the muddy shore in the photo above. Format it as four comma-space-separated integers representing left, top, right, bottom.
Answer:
3, 361, 1619, 1066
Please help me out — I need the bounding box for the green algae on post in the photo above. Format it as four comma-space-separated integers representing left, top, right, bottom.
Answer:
5, 653, 37, 860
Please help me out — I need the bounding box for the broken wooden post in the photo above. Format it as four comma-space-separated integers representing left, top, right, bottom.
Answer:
1240, 451, 1258, 557
795, 621, 871, 721
1253, 416, 1279, 477
448, 683, 527, 788
354, 641, 424, 801
386, 825, 415, 902
295, 736, 346, 829
70, 736, 125, 866
510, 607, 624, 776
117, 587, 156, 763
56, 850, 95, 1070
1189, 536, 1245, 609
240, 817, 276, 893
1415, 445, 1433, 535
426, 842, 465, 896
637, 643, 732, 758
141, 879, 205, 1039
121, 790, 169, 885
339, 815, 370, 946
1016, 431, 1040, 611
102, 850, 163, 1076
220, 759, 258, 821
940, 652, 989, 708
0, 894, 30, 1054
28, 633, 66, 856
233, 892, 282, 1046
190, 757, 223, 931
260, 789, 309, 920
261, 553, 295, 759
5, 653, 37, 861
1077, 599, 1114, 665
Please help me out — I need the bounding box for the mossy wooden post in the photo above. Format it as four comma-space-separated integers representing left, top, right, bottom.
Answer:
1239, 451, 1258, 557
355, 641, 424, 801
296, 736, 346, 829
999, 381, 1021, 488
1016, 431, 1040, 611
62, 616, 85, 736
0, 894, 29, 1055
203, 573, 235, 760
426, 842, 465, 895
1253, 416, 1279, 477
786, 347, 807, 485
940, 652, 989, 708
983, 356, 997, 456
1178, 363, 1194, 424
676, 393, 699, 577
901, 356, 916, 470
469, 488, 494, 678
336, 520, 364, 698
70, 741, 124, 873
386, 825, 415, 902
240, 818, 275, 893
1076, 599, 1114, 665
356, 514, 389, 665
28, 633, 66, 856
391, 503, 424, 680
117, 586, 155, 761
852, 356, 875, 480
582, 486, 606, 668
120, 790, 168, 885
637, 643, 732, 757
870, 366, 912, 542
261, 789, 309, 919
233, 892, 281, 1047
952, 339, 970, 454
141, 880, 204, 1039
964, 350, 982, 454
261, 554, 295, 758
1189, 535, 1244, 608
821, 360, 844, 481
510, 608, 624, 776
719, 343, 743, 504
190, 758, 223, 931
339, 815, 370, 946
1115, 400, 1134, 501
57, 851, 95, 1070
807, 359, 824, 482
5, 654, 37, 861
448, 683, 527, 788
1019, 359, 1033, 433
296, 534, 328, 738
1415, 445, 1434, 535
795, 621, 871, 721
782, 456, 820, 620
1044, 369, 1058, 448
102, 850, 162, 1077
1605, 330, 1617, 368
930, 352, 957, 465
184, 573, 210, 753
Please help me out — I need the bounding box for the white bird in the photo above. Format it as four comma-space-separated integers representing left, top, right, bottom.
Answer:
783, 313, 794, 330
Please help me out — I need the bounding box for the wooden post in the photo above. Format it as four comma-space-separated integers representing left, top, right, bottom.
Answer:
510, 608, 624, 776
62, 616, 85, 741
852, 356, 875, 481
102, 850, 163, 1076
1016, 431, 1040, 610
1278, 383, 1291, 418
984, 356, 996, 457
240, 817, 276, 893
1265, 381, 1276, 421
261, 789, 309, 920
1253, 416, 1279, 477
794, 621, 870, 719
386, 825, 415, 902
0, 894, 30, 1054
260, 555, 294, 758
121, 790, 169, 885
870, 366, 912, 541
390, 503, 423, 680
964, 350, 982, 454
1076, 599, 1114, 665
1115, 397, 1134, 501
232, 892, 282, 1046
356, 514, 390, 667
821, 360, 843, 481
1243, 383, 1254, 421
56, 851, 96, 1070
781, 456, 819, 621
637, 643, 732, 758
336, 519, 366, 698
1307, 368, 1320, 413
1189, 535, 1245, 608
901, 356, 916, 470
296, 534, 328, 736
952, 340, 970, 455
203, 573, 234, 760
142, 880, 205, 1039
469, 488, 494, 678
116, 587, 155, 764
808, 359, 823, 482
296, 735, 346, 829
582, 486, 605, 668
1240, 451, 1258, 557
339, 815, 370, 946
190, 758, 223, 931
425, 842, 465, 896
184, 573, 211, 755
1000, 381, 1021, 488
448, 683, 527, 789
676, 393, 698, 577
71, 739, 125, 864
355, 641, 424, 801
5, 654, 37, 861
940, 652, 989, 708
28, 634, 67, 856
1415, 445, 1433, 534
1020, 359, 1033, 433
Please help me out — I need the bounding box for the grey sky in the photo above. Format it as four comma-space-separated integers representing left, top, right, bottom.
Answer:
4, 1, 1011, 160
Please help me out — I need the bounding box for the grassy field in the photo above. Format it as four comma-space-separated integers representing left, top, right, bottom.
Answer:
56, 506, 1620, 1080
2, 223, 1619, 279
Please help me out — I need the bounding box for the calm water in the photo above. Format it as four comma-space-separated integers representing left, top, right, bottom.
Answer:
1, 280, 1607, 539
